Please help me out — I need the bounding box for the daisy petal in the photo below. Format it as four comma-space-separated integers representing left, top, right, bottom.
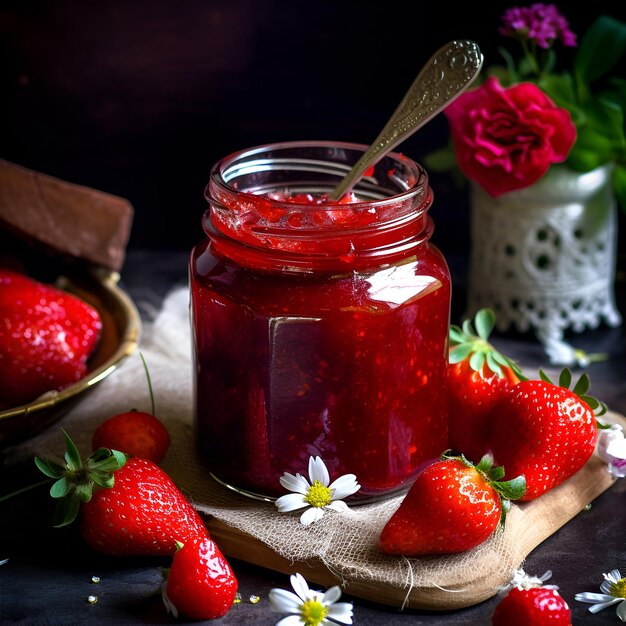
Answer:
606, 569, 622, 584
309, 456, 330, 486
269, 588, 303, 613
322, 585, 342, 604
301, 506, 325, 525
325, 500, 349, 513
275, 493, 308, 513
589, 598, 623, 613
326, 602, 354, 624
616, 599, 626, 622
600, 580, 613, 594
279, 472, 311, 495
329, 474, 360, 499
290, 573, 312, 602
575, 592, 615, 602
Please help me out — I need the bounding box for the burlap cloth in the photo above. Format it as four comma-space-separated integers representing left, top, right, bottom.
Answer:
4, 287, 619, 610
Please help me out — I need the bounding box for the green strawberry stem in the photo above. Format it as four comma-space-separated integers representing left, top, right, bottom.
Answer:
139, 351, 156, 416
34, 429, 127, 527
0, 478, 53, 503
441, 450, 526, 524
449, 308, 524, 379
538, 368, 608, 417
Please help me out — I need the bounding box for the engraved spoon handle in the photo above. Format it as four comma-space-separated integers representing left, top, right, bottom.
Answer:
329, 39, 483, 200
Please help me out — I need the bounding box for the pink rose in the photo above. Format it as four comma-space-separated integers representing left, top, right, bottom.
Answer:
444, 76, 576, 196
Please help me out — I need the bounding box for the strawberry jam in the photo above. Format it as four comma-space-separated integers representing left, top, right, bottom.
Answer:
190, 141, 450, 500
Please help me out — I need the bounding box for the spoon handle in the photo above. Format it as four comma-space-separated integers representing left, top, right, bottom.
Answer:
330, 39, 483, 200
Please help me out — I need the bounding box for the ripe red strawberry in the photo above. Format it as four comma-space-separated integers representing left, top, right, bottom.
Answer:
492, 576, 572, 625
163, 537, 238, 620
489, 369, 603, 501
92, 410, 170, 463
35, 430, 208, 555
448, 309, 522, 462
92, 355, 170, 463
379, 453, 525, 556
0, 269, 102, 407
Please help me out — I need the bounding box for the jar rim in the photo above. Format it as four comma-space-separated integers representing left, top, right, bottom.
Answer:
207, 140, 428, 211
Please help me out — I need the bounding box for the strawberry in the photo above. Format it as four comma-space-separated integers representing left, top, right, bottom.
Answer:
492, 572, 572, 625
35, 430, 208, 555
379, 452, 525, 556
448, 309, 522, 462
489, 369, 604, 501
0, 269, 102, 407
92, 354, 170, 463
162, 538, 238, 620
92, 410, 170, 464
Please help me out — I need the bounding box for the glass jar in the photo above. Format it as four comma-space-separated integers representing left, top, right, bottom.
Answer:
190, 141, 451, 501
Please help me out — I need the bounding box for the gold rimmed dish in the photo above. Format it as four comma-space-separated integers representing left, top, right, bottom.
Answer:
0, 269, 141, 447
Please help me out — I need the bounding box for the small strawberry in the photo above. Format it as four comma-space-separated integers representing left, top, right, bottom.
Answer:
448, 309, 522, 462
492, 570, 572, 625
162, 538, 238, 620
0, 269, 102, 407
35, 430, 208, 555
92, 354, 170, 463
489, 369, 605, 501
379, 452, 525, 556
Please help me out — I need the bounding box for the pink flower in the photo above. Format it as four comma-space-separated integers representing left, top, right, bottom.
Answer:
444, 76, 576, 197
500, 3, 577, 48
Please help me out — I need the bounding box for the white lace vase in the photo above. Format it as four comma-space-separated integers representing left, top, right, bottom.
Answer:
466, 165, 622, 365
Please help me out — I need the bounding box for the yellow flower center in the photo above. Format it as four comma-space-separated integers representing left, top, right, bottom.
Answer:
610, 578, 626, 599
304, 480, 332, 508
300, 599, 328, 625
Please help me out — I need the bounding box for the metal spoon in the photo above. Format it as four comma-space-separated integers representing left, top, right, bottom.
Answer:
329, 39, 483, 200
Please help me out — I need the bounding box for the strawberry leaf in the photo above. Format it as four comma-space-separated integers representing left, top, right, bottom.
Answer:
486, 352, 504, 377
469, 351, 486, 372
449, 326, 465, 344
449, 343, 472, 363
488, 465, 506, 481
573, 372, 591, 396
34, 457, 65, 478
559, 368, 572, 390
475, 309, 495, 340
493, 475, 527, 501
53, 497, 81, 528
49, 478, 70, 499
62, 429, 82, 471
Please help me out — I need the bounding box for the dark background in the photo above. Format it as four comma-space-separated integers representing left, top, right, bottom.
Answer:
1, 0, 625, 267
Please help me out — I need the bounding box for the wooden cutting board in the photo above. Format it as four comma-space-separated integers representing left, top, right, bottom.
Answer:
195, 413, 624, 611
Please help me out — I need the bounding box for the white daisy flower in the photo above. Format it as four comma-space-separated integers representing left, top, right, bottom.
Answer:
597, 424, 626, 478
275, 456, 360, 525
269, 572, 353, 625
575, 568, 626, 622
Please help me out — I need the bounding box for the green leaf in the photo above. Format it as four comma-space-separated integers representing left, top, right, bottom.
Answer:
575, 16, 626, 87
494, 475, 527, 501
34, 457, 65, 479
558, 368, 572, 390
62, 430, 82, 472
469, 351, 486, 372
462, 319, 475, 337
496, 46, 518, 84
449, 326, 465, 344
91, 472, 115, 489
423, 147, 457, 173
474, 309, 495, 341
537, 73, 577, 111
49, 478, 70, 499
449, 343, 472, 364
488, 466, 505, 481
53, 497, 81, 528
476, 454, 494, 473
485, 352, 504, 377
573, 373, 590, 396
